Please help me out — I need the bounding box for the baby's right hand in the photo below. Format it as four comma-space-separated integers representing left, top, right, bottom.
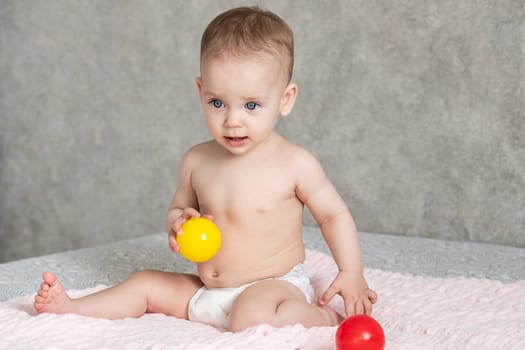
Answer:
168, 207, 200, 253
168, 207, 214, 254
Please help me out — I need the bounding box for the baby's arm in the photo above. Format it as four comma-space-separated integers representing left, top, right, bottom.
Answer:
294, 149, 377, 316
165, 149, 201, 253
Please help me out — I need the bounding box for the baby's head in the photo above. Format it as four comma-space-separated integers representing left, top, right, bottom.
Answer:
200, 6, 294, 84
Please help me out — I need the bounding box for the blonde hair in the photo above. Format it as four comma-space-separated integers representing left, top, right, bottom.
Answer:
200, 6, 294, 82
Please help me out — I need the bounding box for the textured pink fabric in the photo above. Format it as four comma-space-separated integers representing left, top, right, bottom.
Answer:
1, 249, 524, 349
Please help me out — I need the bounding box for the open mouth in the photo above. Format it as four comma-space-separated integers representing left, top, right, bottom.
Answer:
225, 137, 247, 141
224, 136, 248, 146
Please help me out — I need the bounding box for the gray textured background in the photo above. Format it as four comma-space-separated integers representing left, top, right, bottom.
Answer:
1, 0, 524, 262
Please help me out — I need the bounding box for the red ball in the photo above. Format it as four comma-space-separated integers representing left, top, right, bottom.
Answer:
335, 315, 385, 350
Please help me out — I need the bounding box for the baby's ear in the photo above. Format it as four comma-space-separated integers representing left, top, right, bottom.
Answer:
195, 77, 203, 94
280, 83, 298, 116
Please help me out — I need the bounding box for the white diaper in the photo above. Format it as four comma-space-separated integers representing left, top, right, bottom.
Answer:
188, 263, 314, 329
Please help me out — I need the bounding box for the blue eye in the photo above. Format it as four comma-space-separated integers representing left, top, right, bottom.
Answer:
211, 99, 224, 109
245, 102, 259, 110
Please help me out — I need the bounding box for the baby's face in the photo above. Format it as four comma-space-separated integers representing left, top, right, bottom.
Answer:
196, 54, 296, 155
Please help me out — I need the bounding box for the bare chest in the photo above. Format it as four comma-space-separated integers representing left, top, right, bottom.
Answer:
192, 160, 298, 219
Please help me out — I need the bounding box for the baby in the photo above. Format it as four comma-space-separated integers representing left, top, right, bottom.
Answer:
34, 6, 377, 331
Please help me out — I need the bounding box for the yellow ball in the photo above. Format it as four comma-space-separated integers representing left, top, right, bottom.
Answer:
177, 218, 222, 262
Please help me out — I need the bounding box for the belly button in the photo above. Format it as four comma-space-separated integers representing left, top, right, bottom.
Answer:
212, 271, 219, 278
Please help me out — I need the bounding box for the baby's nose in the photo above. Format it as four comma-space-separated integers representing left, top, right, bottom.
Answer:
224, 111, 243, 127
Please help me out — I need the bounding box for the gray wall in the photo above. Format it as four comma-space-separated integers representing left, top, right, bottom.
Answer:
1, 1, 523, 262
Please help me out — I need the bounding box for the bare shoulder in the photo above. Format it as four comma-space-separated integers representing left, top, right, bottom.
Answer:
278, 141, 331, 203
279, 140, 324, 174
182, 140, 220, 164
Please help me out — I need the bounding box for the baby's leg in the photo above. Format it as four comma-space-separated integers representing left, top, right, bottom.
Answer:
34, 270, 202, 319
228, 279, 343, 332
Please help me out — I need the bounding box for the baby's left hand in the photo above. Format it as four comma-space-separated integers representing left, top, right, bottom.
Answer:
318, 271, 377, 316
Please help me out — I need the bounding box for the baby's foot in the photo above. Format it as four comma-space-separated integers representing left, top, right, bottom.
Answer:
33, 272, 74, 314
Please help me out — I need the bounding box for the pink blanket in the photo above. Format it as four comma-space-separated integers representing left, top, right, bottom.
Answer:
1, 249, 524, 349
